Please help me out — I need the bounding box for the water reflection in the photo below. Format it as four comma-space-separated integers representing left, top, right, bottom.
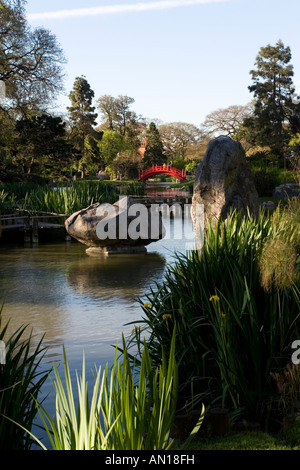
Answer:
0, 214, 196, 448
0, 184, 198, 448
0, 242, 166, 361
146, 182, 190, 199
66, 252, 165, 303
0, 217, 194, 357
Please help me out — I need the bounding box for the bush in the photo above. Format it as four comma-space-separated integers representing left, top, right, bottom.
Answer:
108, 152, 140, 180
250, 165, 282, 196
185, 161, 199, 175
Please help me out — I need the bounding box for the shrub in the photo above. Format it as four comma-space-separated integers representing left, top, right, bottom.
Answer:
250, 165, 282, 196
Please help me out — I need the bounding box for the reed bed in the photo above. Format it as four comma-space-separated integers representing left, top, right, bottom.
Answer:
0, 180, 146, 216
0, 181, 120, 215
32, 332, 183, 450
126, 201, 300, 428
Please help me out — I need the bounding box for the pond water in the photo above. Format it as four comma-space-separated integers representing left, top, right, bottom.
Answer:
0, 191, 195, 448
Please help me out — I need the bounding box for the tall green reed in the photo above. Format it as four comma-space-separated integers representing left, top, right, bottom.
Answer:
0, 181, 120, 216
33, 331, 179, 450
0, 306, 49, 450
23, 181, 119, 215
126, 206, 300, 425
0, 189, 17, 214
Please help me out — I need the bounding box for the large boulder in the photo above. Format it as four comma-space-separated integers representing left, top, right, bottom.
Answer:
65, 196, 165, 255
192, 136, 260, 233
96, 170, 110, 181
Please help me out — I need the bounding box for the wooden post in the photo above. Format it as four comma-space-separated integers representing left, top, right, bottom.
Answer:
32, 218, 39, 244
24, 215, 31, 243
209, 408, 229, 437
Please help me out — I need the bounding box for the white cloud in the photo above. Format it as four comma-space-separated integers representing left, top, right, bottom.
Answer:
27, 0, 228, 21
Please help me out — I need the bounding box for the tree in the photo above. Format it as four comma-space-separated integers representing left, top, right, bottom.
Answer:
0, 108, 15, 173
81, 133, 104, 174
201, 104, 253, 138
114, 95, 137, 137
97, 94, 145, 144
158, 122, 203, 160
243, 40, 300, 156
96, 94, 117, 131
109, 151, 140, 180
0, 0, 66, 115
11, 114, 75, 176
143, 122, 165, 167
100, 130, 129, 166
67, 76, 100, 174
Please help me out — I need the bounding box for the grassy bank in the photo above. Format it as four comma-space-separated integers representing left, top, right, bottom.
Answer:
175, 426, 300, 450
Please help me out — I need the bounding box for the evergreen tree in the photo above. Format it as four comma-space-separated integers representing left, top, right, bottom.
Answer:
12, 114, 74, 176
143, 122, 165, 167
243, 40, 300, 156
67, 76, 100, 175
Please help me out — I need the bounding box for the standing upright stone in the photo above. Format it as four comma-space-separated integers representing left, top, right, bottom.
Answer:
192, 136, 260, 233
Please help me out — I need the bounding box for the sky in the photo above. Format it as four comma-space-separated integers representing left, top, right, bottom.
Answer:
25, 0, 300, 128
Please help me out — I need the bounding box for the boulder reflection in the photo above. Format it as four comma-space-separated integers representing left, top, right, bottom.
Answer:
66, 253, 166, 302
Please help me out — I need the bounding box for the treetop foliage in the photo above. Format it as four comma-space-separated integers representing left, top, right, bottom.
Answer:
242, 40, 300, 155
0, 0, 65, 116
0, 7, 299, 183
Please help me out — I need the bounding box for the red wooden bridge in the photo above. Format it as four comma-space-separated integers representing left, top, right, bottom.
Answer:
138, 165, 187, 182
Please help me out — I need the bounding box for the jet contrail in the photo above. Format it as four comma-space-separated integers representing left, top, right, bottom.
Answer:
27, 0, 228, 21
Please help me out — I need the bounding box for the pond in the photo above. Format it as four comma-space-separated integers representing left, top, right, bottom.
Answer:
0, 199, 195, 448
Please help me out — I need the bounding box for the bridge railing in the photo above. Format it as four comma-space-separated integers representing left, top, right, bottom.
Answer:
139, 165, 187, 180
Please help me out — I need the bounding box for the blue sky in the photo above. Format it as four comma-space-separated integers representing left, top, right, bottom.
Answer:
25, 0, 300, 128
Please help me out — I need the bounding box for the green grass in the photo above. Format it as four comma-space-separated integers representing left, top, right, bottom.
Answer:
175, 414, 300, 450
177, 431, 300, 450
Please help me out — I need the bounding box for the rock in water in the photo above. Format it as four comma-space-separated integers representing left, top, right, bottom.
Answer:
65, 196, 165, 255
192, 136, 260, 233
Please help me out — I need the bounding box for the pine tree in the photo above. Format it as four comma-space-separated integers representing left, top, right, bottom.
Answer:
67, 76, 100, 175
243, 40, 300, 156
67, 76, 98, 154
143, 122, 166, 167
